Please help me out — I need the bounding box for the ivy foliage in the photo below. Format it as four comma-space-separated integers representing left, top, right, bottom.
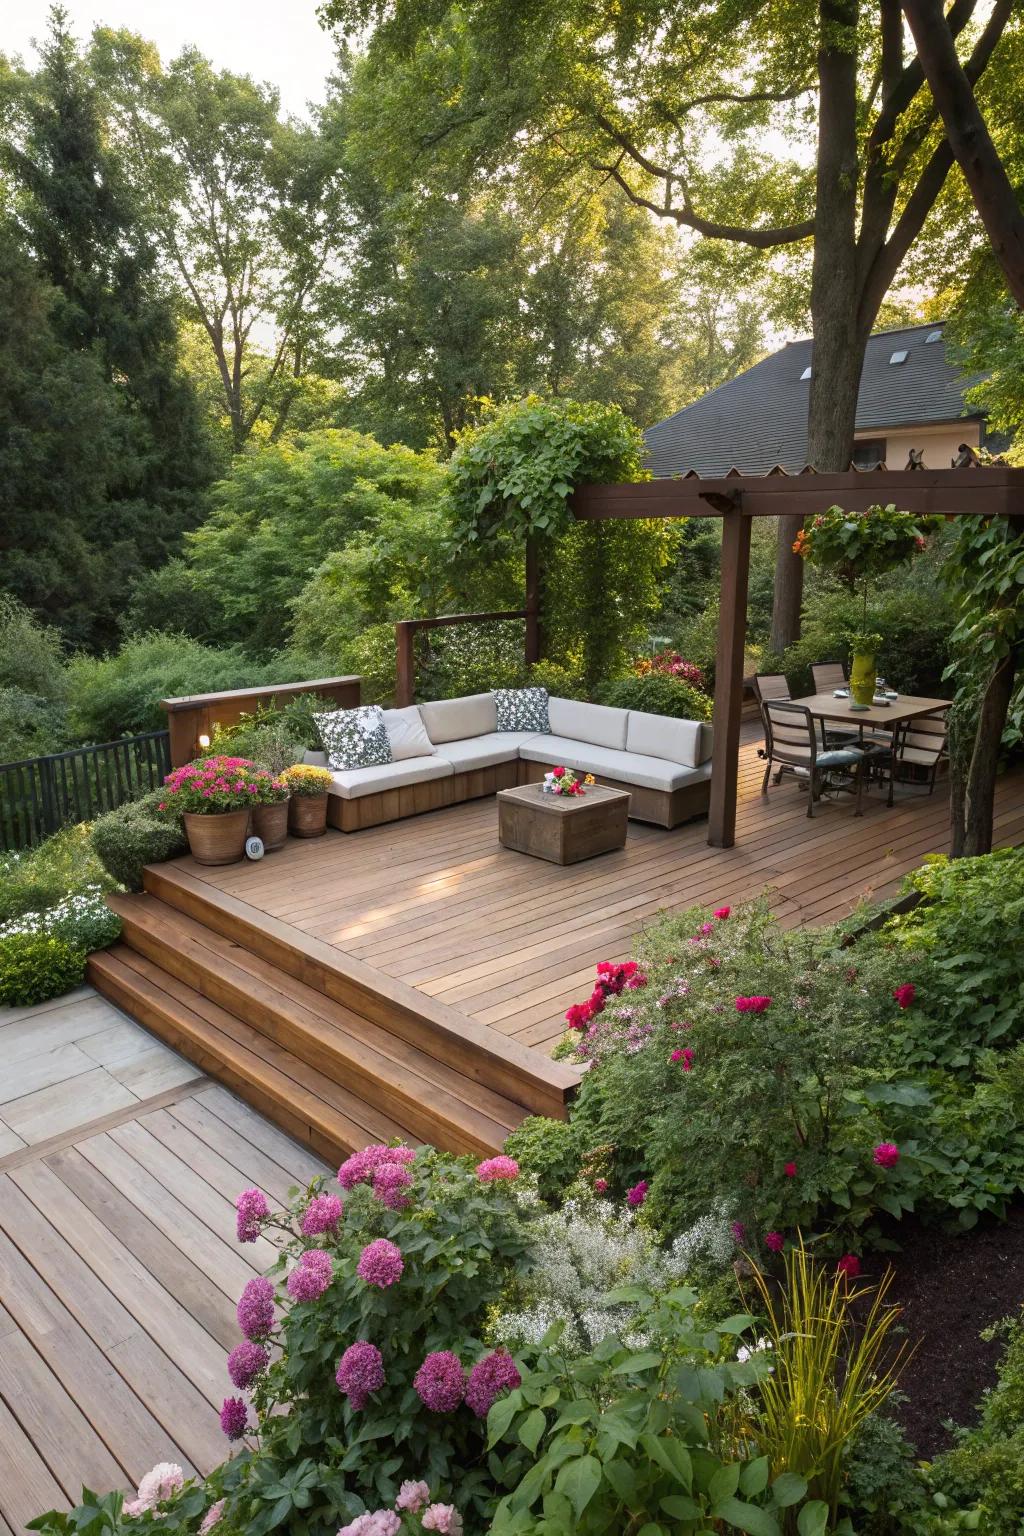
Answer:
446, 396, 648, 548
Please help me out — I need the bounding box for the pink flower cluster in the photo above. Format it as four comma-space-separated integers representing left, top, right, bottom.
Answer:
301, 1192, 344, 1236
122, 1463, 184, 1517
873, 1142, 900, 1169
286, 1248, 334, 1301
893, 983, 916, 1009
235, 1186, 270, 1243
414, 1350, 467, 1412
227, 1340, 269, 1389
159, 755, 285, 814
837, 1253, 862, 1279
422, 1505, 462, 1533
670, 1046, 694, 1071
220, 1396, 249, 1440
476, 1155, 518, 1182
396, 1482, 431, 1513
635, 650, 705, 689
627, 1179, 648, 1207
357, 1238, 404, 1288
465, 1350, 521, 1418
338, 1512, 402, 1536
336, 1340, 385, 1410
237, 1276, 276, 1340
374, 1163, 412, 1209
200, 1499, 225, 1533
565, 959, 647, 1030
338, 1143, 417, 1190
735, 995, 772, 1014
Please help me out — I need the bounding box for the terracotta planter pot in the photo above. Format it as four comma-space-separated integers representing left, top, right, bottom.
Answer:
289, 793, 329, 837
183, 808, 250, 866
252, 798, 290, 851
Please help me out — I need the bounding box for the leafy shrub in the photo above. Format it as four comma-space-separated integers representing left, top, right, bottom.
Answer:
0, 825, 110, 923
418, 621, 527, 701
0, 931, 86, 1006
209, 710, 308, 775
924, 1311, 1024, 1533
66, 633, 328, 741
525, 661, 586, 701
594, 670, 713, 721
0, 594, 68, 702
91, 793, 187, 890
504, 1117, 578, 1205
0, 686, 68, 762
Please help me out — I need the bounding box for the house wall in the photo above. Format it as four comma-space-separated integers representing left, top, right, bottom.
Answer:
854, 420, 981, 469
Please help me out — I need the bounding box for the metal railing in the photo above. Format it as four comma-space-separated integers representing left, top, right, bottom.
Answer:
0, 730, 172, 851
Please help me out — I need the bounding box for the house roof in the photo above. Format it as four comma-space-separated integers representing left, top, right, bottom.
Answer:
644, 321, 990, 477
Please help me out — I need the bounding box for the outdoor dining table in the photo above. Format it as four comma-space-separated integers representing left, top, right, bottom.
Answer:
790, 691, 953, 808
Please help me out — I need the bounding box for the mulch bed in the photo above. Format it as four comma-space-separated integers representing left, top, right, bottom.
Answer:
874, 1204, 1024, 1456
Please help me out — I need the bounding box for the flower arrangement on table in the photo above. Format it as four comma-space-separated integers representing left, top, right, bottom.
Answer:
541, 766, 596, 797
159, 756, 288, 815
281, 762, 333, 796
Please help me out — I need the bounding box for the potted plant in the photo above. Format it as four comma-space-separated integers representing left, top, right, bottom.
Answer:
794, 503, 935, 708
251, 775, 291, 851
159, 756, 285, 866
282, 763, 333, 837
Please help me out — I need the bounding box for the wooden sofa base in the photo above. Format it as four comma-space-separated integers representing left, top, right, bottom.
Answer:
328, 754, 710, 832
517, 759, 710, 829
328, 759, 520, 832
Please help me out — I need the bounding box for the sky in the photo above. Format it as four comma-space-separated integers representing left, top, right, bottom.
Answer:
5, 0, 335, 116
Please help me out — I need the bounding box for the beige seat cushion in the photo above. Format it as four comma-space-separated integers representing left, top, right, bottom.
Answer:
520, 735, 711, 793
381, 706, 436, 761
419, 693, 498, 745
625, 711, 711, 768
328, 756, 453, 800
434, 733, 537, 772
547, 697, 629, 751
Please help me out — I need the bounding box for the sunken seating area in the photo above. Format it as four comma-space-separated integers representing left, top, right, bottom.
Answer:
309, 693, 714, 832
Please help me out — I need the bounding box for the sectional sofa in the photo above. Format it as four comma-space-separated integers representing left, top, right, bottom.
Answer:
304, 693, 713, 833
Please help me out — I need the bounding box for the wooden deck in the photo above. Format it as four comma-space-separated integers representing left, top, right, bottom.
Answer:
190, 732, 1024, 1053
0, 989, 328, 1534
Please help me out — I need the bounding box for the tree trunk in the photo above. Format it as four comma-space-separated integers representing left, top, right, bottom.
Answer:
902, 0, 1024, 307
770, 0, 863, 655
962, 652, 1018, 856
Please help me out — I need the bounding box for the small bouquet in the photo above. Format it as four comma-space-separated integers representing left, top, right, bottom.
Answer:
282, 763, 333, 797
542, 766, 596, 797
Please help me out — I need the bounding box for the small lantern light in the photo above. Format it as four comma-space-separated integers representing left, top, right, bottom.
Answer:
198, 733, 211, 749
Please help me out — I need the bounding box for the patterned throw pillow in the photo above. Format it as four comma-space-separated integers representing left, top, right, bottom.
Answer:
314, 705, 393, 771
492, 687, 551, 733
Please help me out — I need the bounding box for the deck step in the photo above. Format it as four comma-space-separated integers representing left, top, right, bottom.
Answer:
143, 861, 580, 1118
107, 892, 525, 1157
88, 947, 412, 1164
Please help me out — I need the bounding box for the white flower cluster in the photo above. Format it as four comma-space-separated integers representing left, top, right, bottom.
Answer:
665, 1198, 736, 1277
494, 1195, 675, 1356
0, 885, 110, 939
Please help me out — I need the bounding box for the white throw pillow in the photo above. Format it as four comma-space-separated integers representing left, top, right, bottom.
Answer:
381, 706, 437, 761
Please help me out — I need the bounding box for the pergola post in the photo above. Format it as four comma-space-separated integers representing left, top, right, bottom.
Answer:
707, 505, 752, 849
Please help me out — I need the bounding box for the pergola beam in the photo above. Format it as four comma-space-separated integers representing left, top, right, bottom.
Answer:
571, 465, 1024, 850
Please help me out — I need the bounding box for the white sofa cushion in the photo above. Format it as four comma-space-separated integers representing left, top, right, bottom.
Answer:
381, 705, 436, 761
547, 696, 629, 751
434, 732, 538, 773
328, 755, 453, 801
519, 734, 712, 793
419, 692, 498, 745
625, 711, 712, 769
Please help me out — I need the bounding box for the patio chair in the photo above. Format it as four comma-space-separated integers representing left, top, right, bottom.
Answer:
752, 673, 791, 704
810, 658, 884, 751
810, 660, 848, 693
892, 712, 949, 795
759, 699, 865, 817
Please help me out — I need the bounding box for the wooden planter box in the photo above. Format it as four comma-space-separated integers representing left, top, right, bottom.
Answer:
497, 782, 630, 865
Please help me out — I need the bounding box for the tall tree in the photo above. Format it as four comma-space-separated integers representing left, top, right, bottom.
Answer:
92, 31, 349, 452
0, 10, 212, 650
319, 0, 1017, 649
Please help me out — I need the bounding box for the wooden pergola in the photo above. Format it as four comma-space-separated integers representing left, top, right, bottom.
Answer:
572, 465, 1024, 849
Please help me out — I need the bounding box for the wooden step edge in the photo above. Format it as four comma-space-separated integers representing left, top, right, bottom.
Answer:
88, 948, 410, 1163
109, 897, 518, 1154
105, 942, 516, 1158
142, 862, 581, 1116
108, 892, 525, 1136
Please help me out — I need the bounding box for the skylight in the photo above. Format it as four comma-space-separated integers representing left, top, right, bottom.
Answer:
800, 366, 812, 380
925, 329, 943, 343
889, 349, 908, 365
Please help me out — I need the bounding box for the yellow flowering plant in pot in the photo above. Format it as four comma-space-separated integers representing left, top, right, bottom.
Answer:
282, 763, 333, 837
794, 503, 936, 707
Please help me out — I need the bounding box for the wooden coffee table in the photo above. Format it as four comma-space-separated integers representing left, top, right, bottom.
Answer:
497, 782, 630, 864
